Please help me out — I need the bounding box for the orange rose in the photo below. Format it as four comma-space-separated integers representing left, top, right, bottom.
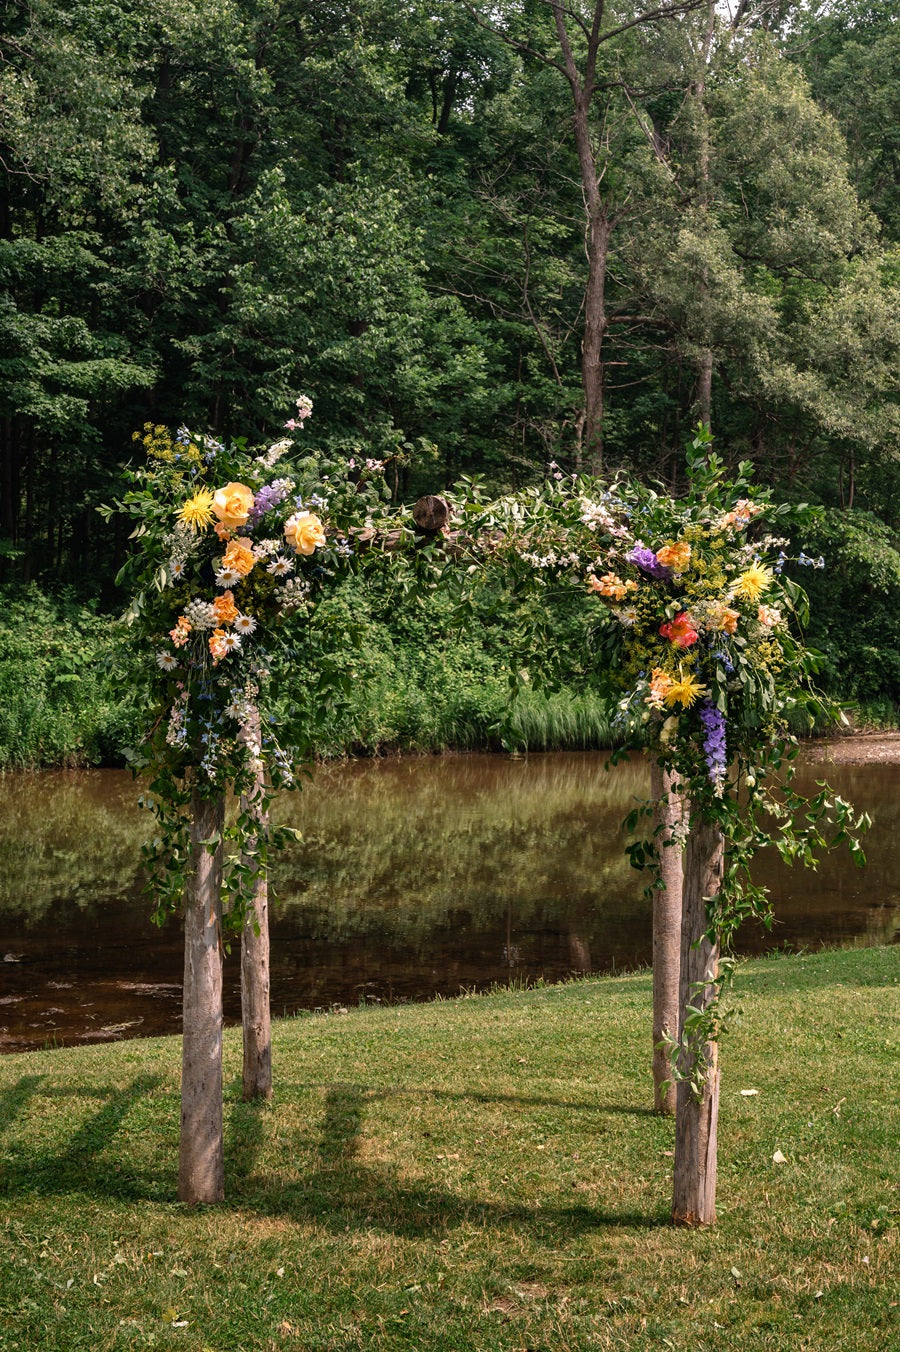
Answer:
221, 537, 255, 577
656, 541, 691, 571
709, 603, 740, 634
284, 511, 326, 556
212, 481, 254, 530
213, 590, 239, 625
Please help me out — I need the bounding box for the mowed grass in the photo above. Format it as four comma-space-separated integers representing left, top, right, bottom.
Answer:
0, 947, 897, 1351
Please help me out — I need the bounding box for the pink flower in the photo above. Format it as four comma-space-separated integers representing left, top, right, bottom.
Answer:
660, 611, 699, 648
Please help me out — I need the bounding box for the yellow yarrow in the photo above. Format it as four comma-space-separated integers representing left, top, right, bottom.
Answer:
176, 488, 215, 532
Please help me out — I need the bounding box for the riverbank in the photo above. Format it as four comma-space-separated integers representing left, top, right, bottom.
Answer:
0, 946, 896, 1351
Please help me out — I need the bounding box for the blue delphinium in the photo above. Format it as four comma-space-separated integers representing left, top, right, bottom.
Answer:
699, 699, 727, 793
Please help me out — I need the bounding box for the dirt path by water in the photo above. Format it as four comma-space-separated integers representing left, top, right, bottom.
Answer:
811, 731, 900, 765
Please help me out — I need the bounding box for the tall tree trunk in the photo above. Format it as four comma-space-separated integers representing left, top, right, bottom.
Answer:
240, 711, 272, 1101
650, 760, 684, 1116
672, 815, 723, 1226
178, 790, 225, 1205
693, 0, 716, 425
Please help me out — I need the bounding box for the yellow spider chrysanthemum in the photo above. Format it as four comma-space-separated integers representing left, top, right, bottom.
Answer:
734, 562, 773, 602
176, 489, 215, 532
663, 668, 707, 709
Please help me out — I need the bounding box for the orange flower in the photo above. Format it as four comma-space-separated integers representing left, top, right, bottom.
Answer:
209, 628, 229, 663
284, 510, 326, 556
656, 541, 691, 571
213, 590, 239, 625
659, 611, 699, 648
588, 572, 637, 602
221, 537, 255, 577
212, 481, 254, 531
709, 602, 740, 634
169, 616, 192, 648
648, 668, 673, 708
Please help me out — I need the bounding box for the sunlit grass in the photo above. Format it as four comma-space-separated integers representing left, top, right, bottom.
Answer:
1, 947, 897, 1350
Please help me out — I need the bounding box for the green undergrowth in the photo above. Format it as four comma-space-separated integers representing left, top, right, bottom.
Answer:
1, 946, 897, 1351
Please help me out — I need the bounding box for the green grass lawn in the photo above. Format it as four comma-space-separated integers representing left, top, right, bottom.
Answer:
1, 947, 897, 1351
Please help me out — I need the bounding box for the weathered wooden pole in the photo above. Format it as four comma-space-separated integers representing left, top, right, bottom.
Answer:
239, 711, 272, 1101
178, 788, 225, 1205
672, 815, 723, 1226
650, 761, 685, 1116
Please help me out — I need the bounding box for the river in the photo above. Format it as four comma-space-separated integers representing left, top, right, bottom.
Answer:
1, 748, 897, 1052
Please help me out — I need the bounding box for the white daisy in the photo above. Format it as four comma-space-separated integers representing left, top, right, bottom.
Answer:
233, 613, 257, 636
156, 651, 179, 671
266, 555, 294, 577
215, 566, 243, 587
220, 631, 242, 654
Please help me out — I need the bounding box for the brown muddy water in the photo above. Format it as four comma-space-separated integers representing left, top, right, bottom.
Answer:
1, 750, 897, 1052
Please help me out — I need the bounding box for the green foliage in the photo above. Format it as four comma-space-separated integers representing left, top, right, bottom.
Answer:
789, 508, 900, 703
0, 586, 137, 767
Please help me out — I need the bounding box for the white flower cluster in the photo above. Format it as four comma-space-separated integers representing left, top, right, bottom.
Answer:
252, 538, 281, 560
255, 438, 292, 469
275, 576, 312, 610
520, 549, 580, 569
183, 598, 218, 630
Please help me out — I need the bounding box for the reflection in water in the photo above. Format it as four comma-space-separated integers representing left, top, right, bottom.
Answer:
0, 751, 897, 1052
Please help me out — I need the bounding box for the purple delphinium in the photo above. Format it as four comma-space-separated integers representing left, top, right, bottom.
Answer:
246, 478, 292, 528
626, 543, 672, 581
699, 698, 727, 791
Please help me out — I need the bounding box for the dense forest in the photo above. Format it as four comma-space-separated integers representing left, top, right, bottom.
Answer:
1, 0, 898, 763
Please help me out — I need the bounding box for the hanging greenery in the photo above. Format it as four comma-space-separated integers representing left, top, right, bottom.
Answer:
105, 400, 416, 930
453, 428, 870, 1071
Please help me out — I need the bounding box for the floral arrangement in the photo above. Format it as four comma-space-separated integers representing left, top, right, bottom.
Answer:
109, 399, 411, 924
456, 428, 868, 947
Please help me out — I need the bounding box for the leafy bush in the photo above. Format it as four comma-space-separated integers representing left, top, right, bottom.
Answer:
789, 508, 900, 707
0, 586, 139, 767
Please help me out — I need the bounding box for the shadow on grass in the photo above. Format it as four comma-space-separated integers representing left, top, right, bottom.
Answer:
229, 1080, 669, 1236
0, 1073, 670, 1234
0, 1072, 169, 1201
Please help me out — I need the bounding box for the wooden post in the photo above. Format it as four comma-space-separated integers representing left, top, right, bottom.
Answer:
178, 789, 225, 1205
650, 761, 685, 1116
672, 815, 723, 1226
239, 711, 272, 1101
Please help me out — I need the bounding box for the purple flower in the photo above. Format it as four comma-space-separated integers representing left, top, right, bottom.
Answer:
246, 478, 292, 528
699, 699, 727, 788
626, 543, 672, 581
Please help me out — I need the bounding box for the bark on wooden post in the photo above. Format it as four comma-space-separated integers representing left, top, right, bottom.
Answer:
239, 711, 272, 1102
650, 761, 685, 1116
178, 788, 225, 1205
672, 816, 724, 1226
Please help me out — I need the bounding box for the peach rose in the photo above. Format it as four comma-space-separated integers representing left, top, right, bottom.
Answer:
284, 511, 326, 556
221, 537, 255, 577
212, 481, 254, 530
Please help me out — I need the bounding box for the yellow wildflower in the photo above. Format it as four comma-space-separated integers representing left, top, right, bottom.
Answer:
663, 668, 707, 709
734, 563, 773, 602
176, 488, 215, 532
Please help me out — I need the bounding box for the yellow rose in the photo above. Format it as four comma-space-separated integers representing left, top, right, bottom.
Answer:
284, 511, 326, 556
212, 481, 254, 530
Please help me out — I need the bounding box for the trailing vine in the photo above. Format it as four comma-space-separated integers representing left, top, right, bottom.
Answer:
104, 402, 418, 930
